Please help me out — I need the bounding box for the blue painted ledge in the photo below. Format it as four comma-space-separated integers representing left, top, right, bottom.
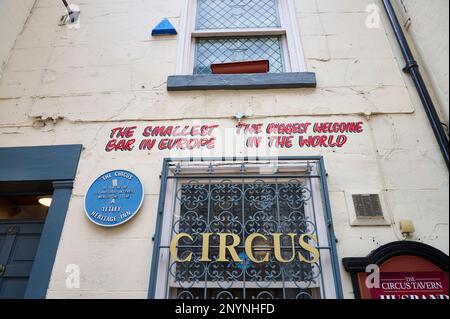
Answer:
167, 72, 317, 91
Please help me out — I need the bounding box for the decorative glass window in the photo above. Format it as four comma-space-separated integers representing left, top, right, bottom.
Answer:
149, 159, 343, 299
176, 0, 306, 75
196, 0, 281, 30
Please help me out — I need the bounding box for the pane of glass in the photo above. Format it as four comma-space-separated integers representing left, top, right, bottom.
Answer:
196, 0, 281, 30
0, 195, 51, 220
194, 37, 285, 74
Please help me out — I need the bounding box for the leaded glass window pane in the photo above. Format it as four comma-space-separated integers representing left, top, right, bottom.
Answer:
196, 0, 281, 30
194, 37, 285, 74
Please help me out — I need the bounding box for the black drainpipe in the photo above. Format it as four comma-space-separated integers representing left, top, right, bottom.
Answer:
61, 0, 73, 14
382, 0, 449, 169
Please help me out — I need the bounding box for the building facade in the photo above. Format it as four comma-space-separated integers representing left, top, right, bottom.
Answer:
0, 0, 448, 299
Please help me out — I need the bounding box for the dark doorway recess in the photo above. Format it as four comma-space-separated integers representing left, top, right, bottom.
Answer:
0, 145, 82, 299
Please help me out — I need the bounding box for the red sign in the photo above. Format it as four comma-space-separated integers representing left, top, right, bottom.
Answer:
370, 272, 449, 299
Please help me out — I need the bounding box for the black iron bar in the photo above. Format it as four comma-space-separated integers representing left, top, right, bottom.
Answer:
167, 175, 321, 179
61, 0, 73, 14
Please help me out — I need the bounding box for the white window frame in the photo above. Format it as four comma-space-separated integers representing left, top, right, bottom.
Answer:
175, 0, 307, 75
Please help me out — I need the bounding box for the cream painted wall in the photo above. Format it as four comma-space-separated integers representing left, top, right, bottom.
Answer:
394, 0, 449, 126
0, 0, 448, 299
0, 0, 36, 78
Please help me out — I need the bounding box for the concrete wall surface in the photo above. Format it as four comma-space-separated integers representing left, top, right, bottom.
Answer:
394, 0, 449, 126
0, 0, 36, 78
0, 0, 448, 299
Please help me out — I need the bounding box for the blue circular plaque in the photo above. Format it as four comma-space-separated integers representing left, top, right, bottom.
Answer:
84, 170, 144, 227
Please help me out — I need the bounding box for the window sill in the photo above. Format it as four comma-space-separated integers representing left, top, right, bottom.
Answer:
166, 72, 316, 91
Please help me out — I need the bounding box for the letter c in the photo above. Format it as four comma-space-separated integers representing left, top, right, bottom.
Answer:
245, 233, 270, 263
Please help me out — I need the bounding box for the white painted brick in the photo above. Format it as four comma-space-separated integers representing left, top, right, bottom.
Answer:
307, 57, 406, 87
294, 0, 318, 13
46, 290, 147, 299
49, 238, 152, 292
316, 0, 376, 13
0, 69, 43, 98
0, 97, 34, 125
37, 65, 133, 96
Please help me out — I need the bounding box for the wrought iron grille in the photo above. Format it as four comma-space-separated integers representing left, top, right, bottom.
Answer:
150, 158, 343, 299
196, 0, 281, 30
194, 37, 285, 74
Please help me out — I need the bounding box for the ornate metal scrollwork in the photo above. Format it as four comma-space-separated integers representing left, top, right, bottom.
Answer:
244, 180, 277, 211
245, 255, 282, 289
170, 252, 206, 289
177, 181, 209, 211
168, 173, 322, 300
211, 180, 242, 210
278, 180, 311, 210
210, 211, 243, 235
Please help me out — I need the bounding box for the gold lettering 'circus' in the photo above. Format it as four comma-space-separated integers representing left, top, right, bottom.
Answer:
169, 233, 320, 264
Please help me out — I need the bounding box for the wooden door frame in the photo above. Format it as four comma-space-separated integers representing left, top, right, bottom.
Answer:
0, 145, 82, 299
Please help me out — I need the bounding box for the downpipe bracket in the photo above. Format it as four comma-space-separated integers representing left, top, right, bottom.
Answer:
402, 60, 419, 73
